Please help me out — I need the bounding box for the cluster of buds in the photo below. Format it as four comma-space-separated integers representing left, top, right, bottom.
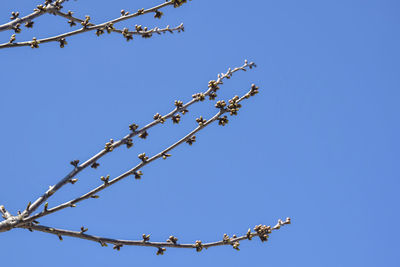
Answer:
192, 93, 205, 101
153, 113, 165, 123
30, 37, 39, 48
120, 9, 130, 16
125, 138, 133, 148
100, 175, 110, 184
173, 0, 189, 8
194, 240, 203, 252
134, 170, 143, 179
222, 233, 230, 243
228, 96, 242, 116
129, 123, 139, 132
9, 34, 16, 43
232, 241, 240, 250
68, 19, 76, 27
122, 28, 133, 41
254, 224, 272, 242
174, 100, 183, 109
174, 100, 188, 114
70, 159, 80, 168
80, 226, 88, 234
106, 23, 114, 34
35, 5, 47, 12
154, 10, 163, 19
172, 114, 181, 124
135, 24, 144, 32
59, 38, 67, 48
186, 135, 196, 145
142, 234, 150, 242
217, 116, 229, 126
249, 84, 259, 96
81, 16, 91, 28
13, 23, 21, 33
215, 100, 226, 109
10, 11, 19, 20
196, 116, 207, 126
167, 235, 178, 244
138, 153, 149, 162
156, 247, 166, 255
208, 80, 220, 92
209, 91, 217, 100
25, 21, 34, 28
137, 8, 145, 15
52, 1, 63, 10
104, 139, 114, 152
91, 162, 100, 169
113, 244, 122, 251
138, 131, 148, 139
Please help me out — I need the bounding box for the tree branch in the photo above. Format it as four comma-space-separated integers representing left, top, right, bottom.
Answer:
0, 0, 188, 49
0, 0, 67, 32
20, 218, 291, 253
52, 10, 184, 39
4, 60, 256, 231
20, 80, 260, 225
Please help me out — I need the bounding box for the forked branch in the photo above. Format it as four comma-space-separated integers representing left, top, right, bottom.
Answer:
0, 0, 292, 254
20, 77, 259, 225
20, 60, 256, 223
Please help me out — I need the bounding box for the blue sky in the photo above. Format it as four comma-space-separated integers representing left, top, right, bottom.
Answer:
0, 0, 399, 266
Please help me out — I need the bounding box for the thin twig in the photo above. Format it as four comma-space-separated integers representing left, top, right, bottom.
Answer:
20, 218, 291, 252
20, 81, 259, 225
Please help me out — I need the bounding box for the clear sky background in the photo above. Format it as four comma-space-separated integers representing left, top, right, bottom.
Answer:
0, 0, 399, 266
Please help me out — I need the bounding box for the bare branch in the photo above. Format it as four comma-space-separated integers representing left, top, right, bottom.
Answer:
0, 1, 290, 255
20, 81, 259, 225
52, 10, 184, 39
0, 0, 67, 32
20, 218, 291, 253
19, 60, 255, 223
0, 0, 188, 49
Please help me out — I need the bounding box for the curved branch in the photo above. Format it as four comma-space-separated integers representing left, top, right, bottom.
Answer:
20, 218, 291, 252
